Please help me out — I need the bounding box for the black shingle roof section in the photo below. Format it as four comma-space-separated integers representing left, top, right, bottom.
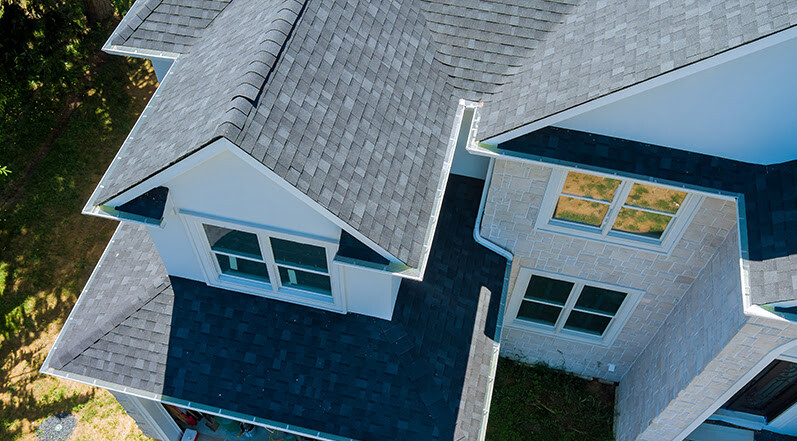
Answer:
498, 126, 797, 262
47, 175, 507, 440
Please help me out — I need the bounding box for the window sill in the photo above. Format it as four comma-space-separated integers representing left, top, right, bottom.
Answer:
211, 275, 344, 314
505, 319, 612, 347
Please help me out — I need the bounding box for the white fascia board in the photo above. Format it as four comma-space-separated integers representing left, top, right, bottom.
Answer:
480, 25, 797, 146
101, 0, 181, 60
81, 55, 188, 213
83, 140, 226, 216
218, 140, 420, 278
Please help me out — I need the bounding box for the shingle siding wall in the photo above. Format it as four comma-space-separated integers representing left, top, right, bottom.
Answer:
615, 229, 747, 440
481, 159, 738, 382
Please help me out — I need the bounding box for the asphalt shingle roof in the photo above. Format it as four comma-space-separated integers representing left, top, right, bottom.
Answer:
92, 0, 797, 271
108, 0, 232, 55
47, 175, 508, 440
478, 1, 797, 139
90, 0, 583, 268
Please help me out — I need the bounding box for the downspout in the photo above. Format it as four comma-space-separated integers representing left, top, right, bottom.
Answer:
473, 158, 513, 262
473, 156, 513, 441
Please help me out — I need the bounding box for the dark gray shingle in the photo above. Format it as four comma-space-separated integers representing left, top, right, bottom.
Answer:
49, 176, 508, 440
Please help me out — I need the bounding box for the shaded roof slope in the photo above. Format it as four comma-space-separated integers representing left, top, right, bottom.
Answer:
46, 176, 508, 440
108, 0, 232, 55
479, 1, 797, 139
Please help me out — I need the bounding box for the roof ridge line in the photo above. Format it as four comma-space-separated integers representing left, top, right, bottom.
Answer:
52, 280, 171, 371
215, 0, 308, 143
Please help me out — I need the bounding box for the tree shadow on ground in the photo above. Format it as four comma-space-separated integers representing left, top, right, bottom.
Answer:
0, 52, 157, 440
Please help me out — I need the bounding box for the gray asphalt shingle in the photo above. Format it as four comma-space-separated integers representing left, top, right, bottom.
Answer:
478, 1, 797, 139
91, 0, 797, 269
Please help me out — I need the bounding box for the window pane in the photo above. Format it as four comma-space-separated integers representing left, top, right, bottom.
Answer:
270, 237, 328, 272
624, 183, 687, 214
562, 171, 621, 202
575, 286, 627, 315
612, 208, 672, 239
278, 266, 332, 295
518, 301, 562, 326
525, 275, 574, 305
217, 254, 269, 283
564, 311, 612, 336
553, 196, 609, 227
204, 224, 261, 259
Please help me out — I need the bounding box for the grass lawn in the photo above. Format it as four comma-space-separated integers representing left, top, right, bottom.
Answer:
486, 357, 616, 441
0, 45, 157, 440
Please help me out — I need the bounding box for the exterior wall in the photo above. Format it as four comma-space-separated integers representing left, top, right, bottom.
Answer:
481, 159, 738, 382
615, 229, 747, 440
148, 146, 399, 319
555, 34, 797, 165
110, 391, 181, 441
149, 148, 341, 282
451, 108, 489, 179
339, 263, 402, 320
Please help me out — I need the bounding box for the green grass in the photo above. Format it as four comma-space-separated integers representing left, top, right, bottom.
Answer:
486, 358, 616, 441
0, 35, 157, 441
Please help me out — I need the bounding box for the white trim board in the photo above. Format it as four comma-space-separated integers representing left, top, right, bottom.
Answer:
480, 25, 797, 147
673, 339, 797, 440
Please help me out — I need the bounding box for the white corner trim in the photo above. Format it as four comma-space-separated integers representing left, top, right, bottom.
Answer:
480, 25, 797, 146
473, 157, 512, 261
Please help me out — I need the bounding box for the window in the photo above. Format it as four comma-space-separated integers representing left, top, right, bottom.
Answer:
507, 269, 642, 345
538, 169, 701, 251
184, 214, 340, 311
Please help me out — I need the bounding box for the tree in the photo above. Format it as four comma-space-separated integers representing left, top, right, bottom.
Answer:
83, 0, 114, 24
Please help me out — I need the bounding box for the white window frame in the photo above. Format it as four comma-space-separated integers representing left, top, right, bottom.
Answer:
506, 268, 643, 347
536, 168, 703, 253
181, 211, 345, 313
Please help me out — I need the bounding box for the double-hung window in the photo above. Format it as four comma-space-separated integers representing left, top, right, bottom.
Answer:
538, 169, 701, 251
507, 269, 642, 346
185, 214, 340, 311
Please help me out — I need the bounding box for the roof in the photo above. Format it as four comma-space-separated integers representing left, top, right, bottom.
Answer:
45, 175, 508, 440
107, 0, 232, 55
90, 0, 584, 268
92, 0, 797, 269
478, 1, 797, 140
493, 126, 797, 304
